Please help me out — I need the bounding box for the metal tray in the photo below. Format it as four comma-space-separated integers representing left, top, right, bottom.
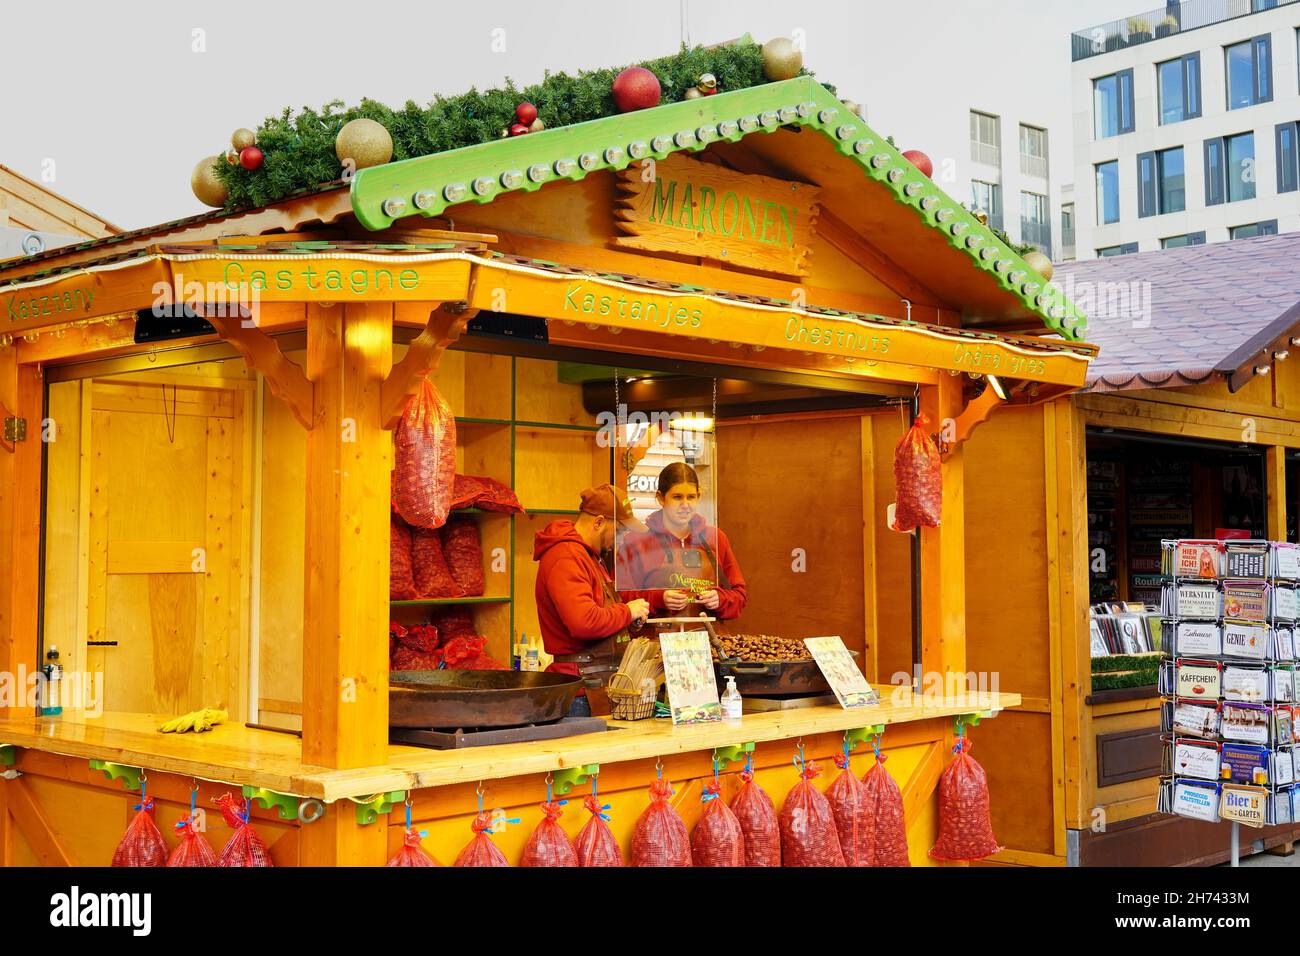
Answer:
389, 669, 581, 728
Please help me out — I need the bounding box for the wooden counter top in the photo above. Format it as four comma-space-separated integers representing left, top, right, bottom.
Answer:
0, 690, 1018, 803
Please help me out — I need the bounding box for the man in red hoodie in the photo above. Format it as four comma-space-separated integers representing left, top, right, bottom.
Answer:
534, 484, 650, 717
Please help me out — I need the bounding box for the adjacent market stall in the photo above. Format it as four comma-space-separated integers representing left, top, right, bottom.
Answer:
0, 41, 1090, 866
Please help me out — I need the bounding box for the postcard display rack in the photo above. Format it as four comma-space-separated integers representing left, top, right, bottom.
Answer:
1157, 539, 1300, 862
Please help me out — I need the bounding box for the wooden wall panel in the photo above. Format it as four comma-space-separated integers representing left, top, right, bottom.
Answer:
715, 415, 866, 655
871, 411, 913, 685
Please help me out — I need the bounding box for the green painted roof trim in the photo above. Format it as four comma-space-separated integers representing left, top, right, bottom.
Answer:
350, 77, 1087, 339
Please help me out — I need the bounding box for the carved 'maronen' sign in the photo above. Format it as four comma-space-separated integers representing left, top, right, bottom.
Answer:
614, 154, 819, 276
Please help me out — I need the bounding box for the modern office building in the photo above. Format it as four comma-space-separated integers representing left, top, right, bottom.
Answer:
966, 108, 1062, 259
1070, 0, 1300, 259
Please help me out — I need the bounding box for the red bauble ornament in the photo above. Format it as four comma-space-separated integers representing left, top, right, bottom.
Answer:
902, 149, 933, 178
515, 102, 538, 125
510, 123, 530, 136
238, 146, 264, 171
612, 66, 661, 113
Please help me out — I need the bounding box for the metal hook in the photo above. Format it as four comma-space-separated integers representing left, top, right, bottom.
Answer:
655, 757, 664, 779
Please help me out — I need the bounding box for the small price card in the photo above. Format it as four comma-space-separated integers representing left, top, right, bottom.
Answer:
805, 636, 879, 709
659, 631, 721, 725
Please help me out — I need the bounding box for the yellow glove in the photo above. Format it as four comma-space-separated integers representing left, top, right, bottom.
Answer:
159, 708, 228, 734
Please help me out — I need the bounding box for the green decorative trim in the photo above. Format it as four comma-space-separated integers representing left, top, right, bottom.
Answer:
953, 711, 995, 736
0, 745, 14, 767
843, 725, 887, 752
712, 742, 755, 770
1091, 653, 1162, 673
351, 78, 1085, 339
552, 764, 599, 796
356, 790, 406, 826
242, 785, 300, 821
88, 759, 143, 792
514, 420, 604, 433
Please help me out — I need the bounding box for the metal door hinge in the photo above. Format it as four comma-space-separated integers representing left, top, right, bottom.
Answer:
3, 417, 26, 443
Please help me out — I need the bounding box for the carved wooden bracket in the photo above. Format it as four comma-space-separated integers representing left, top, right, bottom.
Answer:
936, 378, 1006, 454
204, 312, 314, 429
381, 302, 476, 429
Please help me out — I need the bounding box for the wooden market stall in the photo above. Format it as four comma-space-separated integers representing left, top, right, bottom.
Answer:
0, 52, 1093, 866
956, 234, 1300, 866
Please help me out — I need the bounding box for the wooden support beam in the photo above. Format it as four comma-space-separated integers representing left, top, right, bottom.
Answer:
301, 302, 393, 772
920, 374, 966, 683
5, 778, 73, 866
1268, 444, 1288, 542
205, 312, 314, 429
380, 302, 474, 429
0, 348, 42, 718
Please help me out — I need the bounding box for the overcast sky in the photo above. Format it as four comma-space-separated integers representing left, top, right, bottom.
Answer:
4, 0, 1141, 230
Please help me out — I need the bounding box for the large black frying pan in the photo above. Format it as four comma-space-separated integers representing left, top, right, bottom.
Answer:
389, 669, 581, 728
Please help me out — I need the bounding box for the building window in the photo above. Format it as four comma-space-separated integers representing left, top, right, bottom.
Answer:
1096, 160, 1120, 224
970, 111, 1001, 166
1061, 204, 1076, 257
1205, 133, 1255, 204
1277, 122, 1299, 193
1161, 232, 1206, 248
1230, 220, 1279, 238
1094, 70, 1135, 138
1158, 53, 1201, 124
970, 180, 1003, 231
1226, 36, 1272, 110
1138, 147, 1185, 217
1020, 191, 1051, 255
1019, 125, 1048, 178
1097, 243, 1138, 257
1253, 0, 1278, 10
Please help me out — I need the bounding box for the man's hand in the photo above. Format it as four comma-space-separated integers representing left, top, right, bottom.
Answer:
698, 589, 721, 611
626, 598, 651, 623
663, 589, 691, 611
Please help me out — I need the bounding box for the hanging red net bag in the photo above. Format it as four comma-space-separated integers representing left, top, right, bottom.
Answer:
392, 379, 456, 529
441, 515, 485, 596
520, 800, 578, 867
575, 793, 623, 866
111, 794, 168, 867
631, 778, 692, 866
862, 753, 911, 866
432, 606, 477, 640
930, 736, 1001, 862
731, 766, 780, 867
411, 526, 464, 599
390, 517, 417, 599
826, 753, 873, 867
167, 815, 218, 867
387, 828, 440, 867
454, 812, 510, 867
691, 781, 745, 867
890, 412, 942, 532
214, 793, 273, 867
778, 758, 845, 867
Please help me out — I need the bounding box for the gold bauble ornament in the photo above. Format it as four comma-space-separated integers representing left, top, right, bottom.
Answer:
231, 128, 257, 151
190, 156, 228, 208
762, 37, 803, 81
972, 207, 989, 225
684, 86, 703, 100
1022, 249, 1054, 281
529, 117, 546, 133
335, 118, 393, 170
224, 149, 240, 166
841, 99, 865, 120
697, 72, 717, 92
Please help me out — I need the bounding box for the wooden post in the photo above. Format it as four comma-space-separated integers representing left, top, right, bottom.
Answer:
301, 302, 392, 772
919, 374, 966, 684
0, 347, 43, 718
1267, 445, 1287, 542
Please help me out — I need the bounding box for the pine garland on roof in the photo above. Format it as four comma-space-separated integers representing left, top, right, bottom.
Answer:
215, 41, 831, 210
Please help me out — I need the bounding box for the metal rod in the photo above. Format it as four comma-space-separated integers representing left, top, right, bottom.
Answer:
910, 394, 922, 692
1231, 820, 1239, 867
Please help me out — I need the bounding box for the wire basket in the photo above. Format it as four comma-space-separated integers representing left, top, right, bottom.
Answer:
607, 671, 662, 721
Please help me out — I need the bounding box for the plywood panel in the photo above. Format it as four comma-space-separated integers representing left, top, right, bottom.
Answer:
971, 711, 1056, 854
515, 427, 606, 512
871, 411, 913, 684
715, 415, 867, 654
42, 381, 83, 689
515, 357, 594, 426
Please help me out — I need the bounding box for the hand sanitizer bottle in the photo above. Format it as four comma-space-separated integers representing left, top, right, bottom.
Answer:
721, 675, 742, 722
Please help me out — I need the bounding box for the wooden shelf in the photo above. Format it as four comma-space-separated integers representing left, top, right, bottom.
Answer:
390, 596, 512, 607
514, 420, 603, 433
456, 417, 512, 426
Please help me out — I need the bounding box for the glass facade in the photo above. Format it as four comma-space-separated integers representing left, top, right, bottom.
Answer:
1096, 160, 1120, 224
1094, 71, 1134, 138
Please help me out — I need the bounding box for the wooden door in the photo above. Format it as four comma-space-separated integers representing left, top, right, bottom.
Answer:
84, 377, 249, 717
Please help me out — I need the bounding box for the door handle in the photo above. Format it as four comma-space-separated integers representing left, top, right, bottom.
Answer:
86, 640, 118, 646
